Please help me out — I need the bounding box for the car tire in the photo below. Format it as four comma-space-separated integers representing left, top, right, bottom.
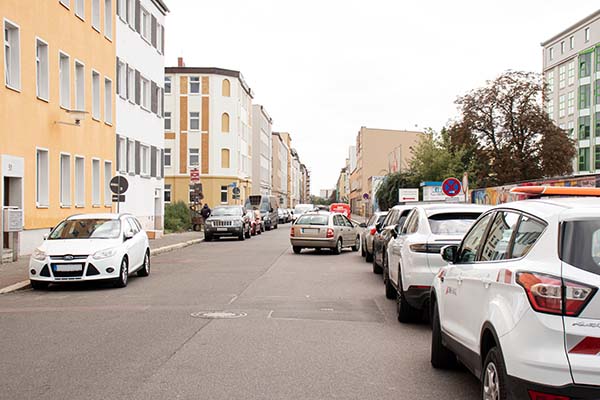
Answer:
114, 257, 128, 288
384, 258, 396, 300
397, 272, 420, 323
431, 304, 456, 369
238, 231, 245, 241
30, 280, 49, 290
293, 246, 302, 254
266, 224, 271, 231
204, 234, 213, 242
482, 347, 509, 400
365, 245, 373, 262
245, 226, 251, 239
137, 250, 150, 277
361, 239, 366, 257
351, 236, 360, 252
332, 238, 342, 255
372, 252, 382, 274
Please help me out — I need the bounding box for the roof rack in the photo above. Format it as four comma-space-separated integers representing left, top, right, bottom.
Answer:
510, 186, 600, 197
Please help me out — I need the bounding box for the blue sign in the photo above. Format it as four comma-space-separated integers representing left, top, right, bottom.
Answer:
442, 177, 462, 197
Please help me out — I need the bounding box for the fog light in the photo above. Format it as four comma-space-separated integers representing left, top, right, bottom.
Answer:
106, 267, 114, 273
30, 269, 36, 275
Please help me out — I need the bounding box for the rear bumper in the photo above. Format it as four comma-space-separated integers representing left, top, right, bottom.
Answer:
404, 286, 431, 310
507, 375, 600, 399
290, 238, 336, 248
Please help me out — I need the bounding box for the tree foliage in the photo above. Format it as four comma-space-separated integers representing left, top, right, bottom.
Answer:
164, 201, 192, 232
375, 172, 420, 211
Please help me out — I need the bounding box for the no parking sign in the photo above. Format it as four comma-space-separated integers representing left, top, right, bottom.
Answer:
442, 177, 462, 197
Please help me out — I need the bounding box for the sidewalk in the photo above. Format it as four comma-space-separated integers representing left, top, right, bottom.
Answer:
0, 230, 204, 294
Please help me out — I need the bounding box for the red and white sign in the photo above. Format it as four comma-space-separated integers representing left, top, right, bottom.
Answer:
190, 168, 200, 182
442, 177, 462, 197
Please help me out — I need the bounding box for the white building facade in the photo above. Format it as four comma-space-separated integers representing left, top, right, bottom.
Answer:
115, 0, 168, 233
251, 105, 272, 195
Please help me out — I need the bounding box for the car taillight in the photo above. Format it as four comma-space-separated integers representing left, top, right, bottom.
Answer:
370, 228, 376, 235
516, 272, 596, 317
410, 243, 453, 254
326, 228, 334, 238
528, 390, 570, 400
290, 227, 295, 237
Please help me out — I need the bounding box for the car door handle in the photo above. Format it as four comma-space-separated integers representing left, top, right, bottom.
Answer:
457, 277, 463, 285
482, 278, 493, 288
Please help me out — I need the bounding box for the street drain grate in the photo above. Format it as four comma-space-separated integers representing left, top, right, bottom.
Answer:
191, 311, 247, 319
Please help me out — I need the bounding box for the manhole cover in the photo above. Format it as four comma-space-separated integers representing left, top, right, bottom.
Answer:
190, 311, 247, 319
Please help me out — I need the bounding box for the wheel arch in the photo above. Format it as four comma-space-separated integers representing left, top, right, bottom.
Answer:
480, 322, 501, 369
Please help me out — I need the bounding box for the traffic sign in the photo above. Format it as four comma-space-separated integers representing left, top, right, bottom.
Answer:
110, 176, 129, 195
362, 192, 370, 200
442, 177, 462, 197
190, 168, 200, 182
112, 194, 125, 202
232, 187, 241, 195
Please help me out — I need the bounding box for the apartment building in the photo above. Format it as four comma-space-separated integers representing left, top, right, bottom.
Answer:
1, 0, 116, 257
300, 164, 310, 203
251, 104, 272, 195
349, 127, 424, 216
542, 10, 600, 173
271, 132, 289, 207
164, 61, 253, 208
115, 0, 168, 235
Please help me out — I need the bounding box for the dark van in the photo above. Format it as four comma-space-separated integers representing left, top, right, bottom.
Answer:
244, 195, 279, 230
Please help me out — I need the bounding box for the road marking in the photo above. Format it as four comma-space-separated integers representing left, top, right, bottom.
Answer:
267, 310, 274, 318
228, 295, 238, 304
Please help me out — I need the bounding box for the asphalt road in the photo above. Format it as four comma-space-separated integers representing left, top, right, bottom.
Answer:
0, 226, 480, 400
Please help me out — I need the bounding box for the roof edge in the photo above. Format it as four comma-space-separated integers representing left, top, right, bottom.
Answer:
541, 9, 600, 46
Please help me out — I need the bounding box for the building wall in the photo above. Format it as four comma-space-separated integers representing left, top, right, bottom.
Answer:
1, 0, 116, 255
251, 104, 272, 195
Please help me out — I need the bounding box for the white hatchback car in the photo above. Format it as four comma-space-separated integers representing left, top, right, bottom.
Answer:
29, 213, 150, 289
431, 197, 600, 399
385, 204, 490, 322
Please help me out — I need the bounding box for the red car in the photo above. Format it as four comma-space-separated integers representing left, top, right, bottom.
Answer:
329, 203, 351, 219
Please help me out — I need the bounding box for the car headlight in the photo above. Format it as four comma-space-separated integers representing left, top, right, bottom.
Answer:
205, 221, 212, 227
232, 220, 242, 226
31, 248, 46, 261
92, 247, 119, 260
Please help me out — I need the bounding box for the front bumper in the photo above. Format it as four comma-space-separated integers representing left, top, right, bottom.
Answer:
507, 375, 600, 399
205, 226, 243, 237
290, 238, 336, 248
29, 255, 121, 283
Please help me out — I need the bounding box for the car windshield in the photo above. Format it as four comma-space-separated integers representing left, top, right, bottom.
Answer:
212, 207, 242, 217
295, 205, 313, 214
428, 212, 482, 235
49, 219, 121, 239
296, 214, 329, 226
561, 219, 600, 276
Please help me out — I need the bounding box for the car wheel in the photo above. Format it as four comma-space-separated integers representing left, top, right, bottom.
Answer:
384, 258, 396, 300
482, 347, 509, 400
205, 234, 213, 242
245, 226, 251, 239
332, 238, 342, 255
361, 239, 366, 257
30, 280, 49, 290
396, 272, 420, 323
238, 231, 245, 241
372, 251, 382, 274
431, 303, 456, 369
137, 250, 150, 277
114, 257, 128, 288
365, 245, 374, 262
293, 246, 302, 254
351, 236, 360, 252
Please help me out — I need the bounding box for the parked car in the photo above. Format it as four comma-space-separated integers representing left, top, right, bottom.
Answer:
245, 195, 279, 230
329, 203, 351, 219
278, 208, 288, 224
286, 209, 294, 223
290, 211, 360, 254
29, 213, 150, 289
385, 204, 490, 322
292, 204, 315, 222
372, 205, 414, 274
204, 206, 252, 241
431, 193, 600, 399
360, 211, 388, 262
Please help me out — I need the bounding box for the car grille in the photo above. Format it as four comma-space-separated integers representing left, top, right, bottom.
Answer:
50, 255, 88, 261
212, 220, 232, 227
52, 269, 84, 278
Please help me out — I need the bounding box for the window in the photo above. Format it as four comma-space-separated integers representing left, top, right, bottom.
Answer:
546, 71, 554, 94
596, 112, 600, 138
127, 140, 134, 173
546, 98, 554, 120
549, 47, 554, 61
92, 70, 100, 119
141, 77, 149, 109
596, 146, 600, 170
222, 79, 230, 96
568, 61, 575, 85
579, 147, 590, 171
189, 148, 199, 166
164, 148, 171, 167
567, 91, 575, 115
75, 156, 85, 207
164, 184, 171, 203
457, 213, 493, 263
220, 185, 228, 203
75, 0, 84, 19
580, 52, 592, 78
559, 65, 566, 89
36, 149, 49, 207
188, 185, 196, 203
558, 95, 566, 118
104, 161, 112, 206
117, 0, 125, 19
221, 113, 230, 132
92, 159, 100, 206
127, 66, 134, 101
560, 41, 565, 54
104, 0, 113, 39
164, 76, 171, 94
36, 39, 49, 100
596, 49, 600, 72
92, 0, 100, 31
579, 116, 591, 140
141, 145, 150, 176
104, 78, 112, 124
596, 80, 600, 105
156, 23, 162, 54
570, 35, 575, 49
59, 52, 70, 109
585, 27, 590, 42
118, 136, 126, 172
221, 148, 230, 168
189, 76, 200, 93
60, 154, 71, 206
141, 8, 150, 41
189, 112, 199, 130
568, 121, 575, 138
480, 212, 520, 261
127, 0, 135, 28
164, 111, 172, 130
579, 84, 591, 109
117, 60, 126, 97
512, 217, 545, 258
75, 61, 84, 110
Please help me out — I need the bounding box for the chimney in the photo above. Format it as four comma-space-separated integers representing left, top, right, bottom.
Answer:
177, 57, 185, 67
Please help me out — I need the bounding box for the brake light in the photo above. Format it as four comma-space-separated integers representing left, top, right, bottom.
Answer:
290, 227, 295, 237
528, 390, 570, 400
326, 228, 334, 238
370, 227, 376, 235
410, 243, 454, 254
516, 272, 596, 316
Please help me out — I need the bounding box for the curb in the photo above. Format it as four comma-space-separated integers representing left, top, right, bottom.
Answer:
0, 236, 204, 295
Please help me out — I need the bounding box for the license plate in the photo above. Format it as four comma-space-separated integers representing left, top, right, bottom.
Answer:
217, 228, 228, 232
52, 264, 83, 272
302, 228, 318, 234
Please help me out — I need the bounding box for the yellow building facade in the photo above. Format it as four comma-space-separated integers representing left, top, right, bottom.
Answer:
1, 0, 116, 256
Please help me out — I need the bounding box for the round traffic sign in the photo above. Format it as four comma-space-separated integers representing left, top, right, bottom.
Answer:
442, 177, 461, 197
232, 187, 241, 195
110, 175, 129, 195
362, 192, 370, 200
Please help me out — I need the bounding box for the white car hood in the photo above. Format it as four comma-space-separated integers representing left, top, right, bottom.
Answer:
39, 239, 122, 256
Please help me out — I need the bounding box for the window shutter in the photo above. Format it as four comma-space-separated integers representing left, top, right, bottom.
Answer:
135, 70, 141, 105
125, 0, 130, 22
116, 58, 120, 96
126, 138, 130, 171
135, 140, 141, 175
116, 135, 121, 170
151, 81, 157, 114
125, 63, 129, 99
116, 0, 121, 17
160, 88, 164, 117
135, 0, 141, 33
151, 146, 157, 177
160, 149, 164, 178
151, 15, 157, 48
161, 25, 165, 54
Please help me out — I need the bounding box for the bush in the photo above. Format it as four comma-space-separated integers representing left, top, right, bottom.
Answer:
164, 201, 191, 232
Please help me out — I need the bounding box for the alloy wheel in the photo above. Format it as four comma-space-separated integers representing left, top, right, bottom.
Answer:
121, 259, 128, 285
483, 362, 500, 400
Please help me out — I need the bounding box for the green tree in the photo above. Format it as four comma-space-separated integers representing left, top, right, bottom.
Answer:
164, 201, 192, 232
375, 172, 420, 211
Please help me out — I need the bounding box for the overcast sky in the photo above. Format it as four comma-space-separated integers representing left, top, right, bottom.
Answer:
165, 0, 599, 195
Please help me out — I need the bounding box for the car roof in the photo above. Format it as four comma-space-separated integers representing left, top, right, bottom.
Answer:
67, 213, 128, 220
414, 203, 491, 215
492, 197, 600, 220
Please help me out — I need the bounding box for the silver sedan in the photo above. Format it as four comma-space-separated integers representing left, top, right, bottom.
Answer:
290, 211, 360, 255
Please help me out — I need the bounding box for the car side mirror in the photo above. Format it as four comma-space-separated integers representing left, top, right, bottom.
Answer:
441, 245, 458, 263
359, 222, 367, 228
43, 233, 49, 240
124, 230, 134, 241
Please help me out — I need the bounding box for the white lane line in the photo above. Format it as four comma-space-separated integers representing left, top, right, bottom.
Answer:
267, 310, 274, 319
228, 295, 238, 304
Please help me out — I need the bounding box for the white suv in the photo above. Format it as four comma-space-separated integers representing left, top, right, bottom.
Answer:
431, 198, 600, 399
385, 204, 489, 322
